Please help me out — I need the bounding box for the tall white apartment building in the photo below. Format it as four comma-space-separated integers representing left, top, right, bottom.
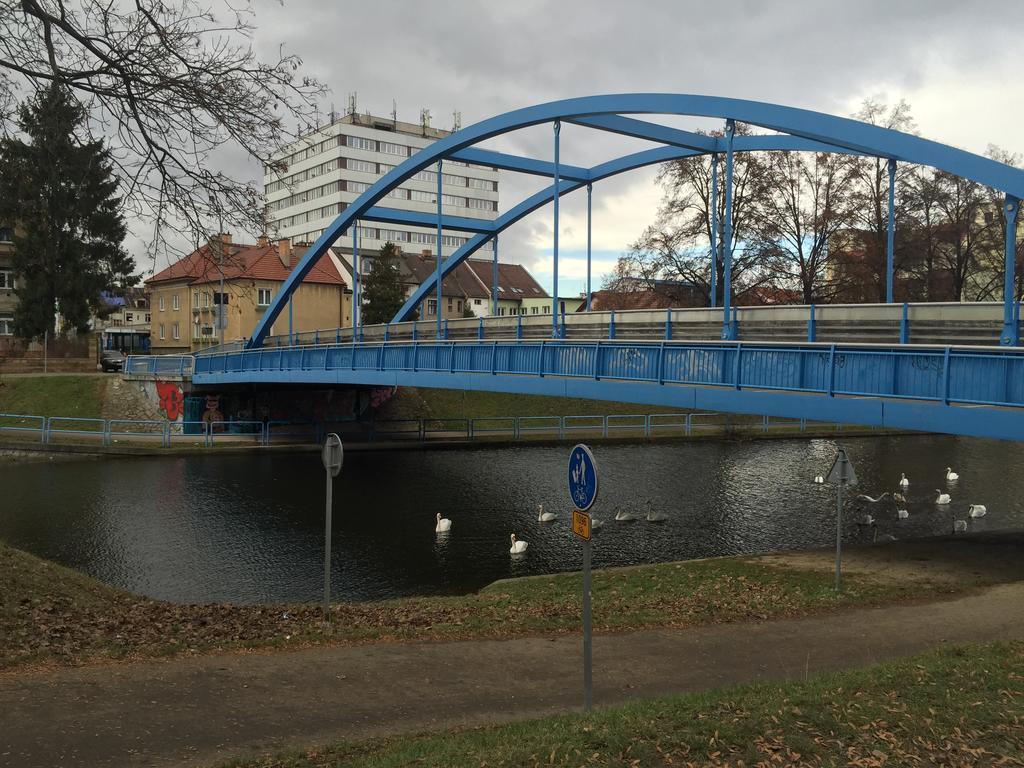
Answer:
263, 112, 499, 261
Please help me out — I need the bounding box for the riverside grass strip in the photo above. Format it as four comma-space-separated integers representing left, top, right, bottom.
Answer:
1, 541, 956, 670
223, 641, 1024, 768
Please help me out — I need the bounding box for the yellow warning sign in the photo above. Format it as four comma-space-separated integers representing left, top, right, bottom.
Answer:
572, 509, 591, 541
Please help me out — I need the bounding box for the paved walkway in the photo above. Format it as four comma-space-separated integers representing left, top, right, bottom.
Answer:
2, 581, 1023, 768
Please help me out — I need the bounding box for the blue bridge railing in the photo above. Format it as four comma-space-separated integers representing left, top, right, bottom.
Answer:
193, 339, 1024, 410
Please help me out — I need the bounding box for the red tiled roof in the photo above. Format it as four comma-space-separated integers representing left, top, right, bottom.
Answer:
399, 253, 491, 299
464, 261, 549, 300
147, 242, 346, 287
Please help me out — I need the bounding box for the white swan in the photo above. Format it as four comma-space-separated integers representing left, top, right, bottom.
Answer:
537, 504, 556, 523
645, 500, 668, 523
897, 509, 909, 520
614, 507, 638, 522
813, 475, 824, 484
953, 518, 968, 533
857, 492, 890, 503
945, 467, 959, 482
509, 533, 528, 555
899, 473, 909, 488
935, 490, 951, 505
435, 513, 452, 533
968, 504, 987, 518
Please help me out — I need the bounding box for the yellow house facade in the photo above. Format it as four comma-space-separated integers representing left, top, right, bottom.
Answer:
147, 236, 351, 354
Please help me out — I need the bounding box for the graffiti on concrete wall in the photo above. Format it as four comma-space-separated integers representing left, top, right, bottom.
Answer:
201, 394, 224, 431
155, 381, 184, 421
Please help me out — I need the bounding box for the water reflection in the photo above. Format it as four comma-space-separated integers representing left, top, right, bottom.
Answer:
0, 434, 1022, 604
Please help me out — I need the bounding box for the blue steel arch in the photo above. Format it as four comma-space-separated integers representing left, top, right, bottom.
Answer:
249, 94, 1024, 348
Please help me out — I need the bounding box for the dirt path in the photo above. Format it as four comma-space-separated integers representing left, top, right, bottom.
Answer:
2, 579, 1023, 768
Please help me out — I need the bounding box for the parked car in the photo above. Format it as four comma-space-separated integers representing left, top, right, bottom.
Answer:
99, 349, 125, 372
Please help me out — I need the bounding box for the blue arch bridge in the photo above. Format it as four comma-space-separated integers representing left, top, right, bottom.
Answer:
128, 95, 1024, 442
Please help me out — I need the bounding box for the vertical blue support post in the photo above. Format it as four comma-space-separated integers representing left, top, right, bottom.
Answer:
352, 222, 360, 342
608, 309, 616, 340
721, 121, 736, 340
664, 308, 672, 340
586, 182, 593, 312
1001, 195, 1020, 346
436, 161, 443, 339
709, 152, 718, 308
552, 120, 561, 339
477, 317, 484, 340
900, 302, 909, 344
444, 318, 449, 340
384, 323, 390, 342
516, 313, 523, 340
807, 303, 816, 342
492, 233, 499, 316
886, 159, 896, 304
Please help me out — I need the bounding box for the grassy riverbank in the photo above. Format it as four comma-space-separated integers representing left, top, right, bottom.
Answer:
0, 374, 106, 418
0, 539, 969, 671
225, 640, 1024, 767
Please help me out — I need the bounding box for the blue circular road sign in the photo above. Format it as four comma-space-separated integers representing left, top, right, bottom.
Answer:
568, 444, 599, 511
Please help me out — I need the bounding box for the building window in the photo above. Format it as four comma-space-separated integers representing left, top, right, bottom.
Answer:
257, 288, 273, 306
202, 291, 210, 308
172, 294, 180, 310
201, 325, 214, 337
347, 180, 370, 194
0, 269, 14, 289
531, 306, 538, 314
346, 158, 376, 174
498, 307, 505, 316
0, 227, 13, 243
426, 299, 437, 317
145, 314, 151, 323
544, 305, 550, 314
193, 290, 199, 307
346, 135, 376, 152
158, 296, 165, 311
379, 141, 406, 156
467, 178, 494, 191
125, 312, 133, 323
172, 322, 180, 340
474, 299, 482, 305
447, 297, 453, 311
410, 190, 435, 203
0, 314, 12, 335
158, 323, 165, 340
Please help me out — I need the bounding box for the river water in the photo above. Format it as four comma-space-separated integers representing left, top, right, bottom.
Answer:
1, 435, 1021, 604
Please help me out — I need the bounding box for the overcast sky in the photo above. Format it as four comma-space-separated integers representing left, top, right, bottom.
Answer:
200, 0, 1024, 297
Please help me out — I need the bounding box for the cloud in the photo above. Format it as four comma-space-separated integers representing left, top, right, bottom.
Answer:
137, 0, 1024, 278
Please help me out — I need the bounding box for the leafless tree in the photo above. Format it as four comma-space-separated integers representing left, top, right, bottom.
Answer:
623, 126, 773, 306
845, 98, 917, 302
0, 0, 326, 265
750, 151, 858, 303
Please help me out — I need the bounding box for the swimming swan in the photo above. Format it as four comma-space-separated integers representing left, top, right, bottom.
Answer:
435, 513, 452, 533
935, 490, 951, 505
899, 473, 909, 488
897, 509, 909, 520
857, 492, 890, 503
945, 467, 959, 482
614, 507, 638, 522
813, 475, 824, 484
968, 504, 987, 518
645, 500, 668, 523
509, 533, 529, 554
537, 504, 556, 522
952, 517, 968, 533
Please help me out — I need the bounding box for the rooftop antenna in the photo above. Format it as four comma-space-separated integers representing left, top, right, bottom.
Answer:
392, 99, 398, 128
329, 102, 336, 123
347, 92, 357, 117
420, 108, 431, 134
452, 110, 462, 132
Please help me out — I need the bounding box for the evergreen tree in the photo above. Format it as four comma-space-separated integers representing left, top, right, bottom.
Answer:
0, 85, 136, 339
361, 242, 407, 325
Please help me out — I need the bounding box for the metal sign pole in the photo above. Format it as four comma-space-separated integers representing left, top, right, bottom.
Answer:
582, 536, 593, 711
324, 466, 333, 617
835, 473, 843, 593
568, 444, 598, 713
321, 433, 344, 621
